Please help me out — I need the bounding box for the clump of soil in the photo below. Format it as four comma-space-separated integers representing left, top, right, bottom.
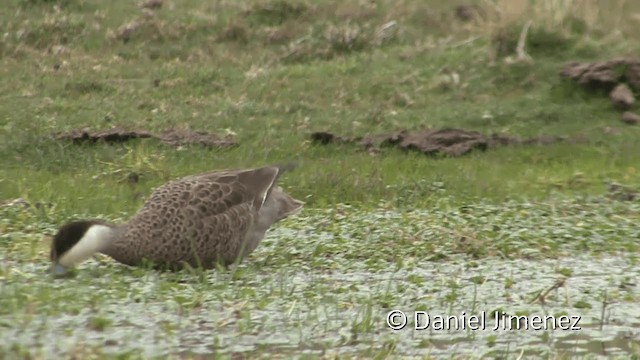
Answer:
455, 5, 474, 22
621, 111, 640, 125
454, 5, 484, 23
561, 58, 640, 124
310, 128, 564, 157
606, 182, 638, 202
155, 129, 237, 148
560, 58, 640, 92
140, 0, 162, 10
609, 84, 635, 110
54, 127, 237, 149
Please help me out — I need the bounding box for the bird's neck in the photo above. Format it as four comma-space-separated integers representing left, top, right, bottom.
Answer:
57, 224, 117, 267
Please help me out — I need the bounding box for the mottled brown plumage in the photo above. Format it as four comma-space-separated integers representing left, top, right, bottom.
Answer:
51, 165, 303, 272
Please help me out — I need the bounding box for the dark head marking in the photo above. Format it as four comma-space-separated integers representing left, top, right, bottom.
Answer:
50, 220, 107, 262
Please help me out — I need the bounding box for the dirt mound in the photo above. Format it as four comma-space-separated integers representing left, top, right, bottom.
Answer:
621, 111, 640, 125
560, 58, 640, 92
561, 58, 640, 124
310, 128, 564, 157
154, 129, 237, 148
606, 182, 638, 202
609, 84, 635, 110
54, 127, 237, 149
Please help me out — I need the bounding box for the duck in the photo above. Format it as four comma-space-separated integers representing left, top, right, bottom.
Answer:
50, 164, 304, 274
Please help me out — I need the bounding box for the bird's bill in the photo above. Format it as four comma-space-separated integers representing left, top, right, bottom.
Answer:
50, 263, 68, 276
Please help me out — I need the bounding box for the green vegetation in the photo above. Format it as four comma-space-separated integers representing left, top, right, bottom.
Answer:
1, 0, 640, 358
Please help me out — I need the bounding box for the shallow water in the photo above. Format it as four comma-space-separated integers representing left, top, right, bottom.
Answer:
1, 203, 640, 358
1, 254, 639, 359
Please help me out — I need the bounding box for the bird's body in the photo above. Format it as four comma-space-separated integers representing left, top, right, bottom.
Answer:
51, 165, 303, 272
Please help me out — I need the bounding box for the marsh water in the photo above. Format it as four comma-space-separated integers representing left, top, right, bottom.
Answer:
1, 205, 640, 358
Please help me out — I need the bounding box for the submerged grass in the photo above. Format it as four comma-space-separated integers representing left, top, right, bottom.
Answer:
2, 197, 640, 358
2, 0, 640, 358
1, 199, 640, 358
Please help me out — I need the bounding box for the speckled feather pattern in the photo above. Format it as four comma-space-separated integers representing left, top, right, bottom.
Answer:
100, 166, 303, 269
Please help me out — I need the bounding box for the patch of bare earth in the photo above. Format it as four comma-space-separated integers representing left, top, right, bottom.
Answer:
310, 128, 564, 157
54, 127, 237, 149
561, 58, 640, 124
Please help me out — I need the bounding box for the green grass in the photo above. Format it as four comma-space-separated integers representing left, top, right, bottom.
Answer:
1, 0, 640, 358
1, 0, 640, 211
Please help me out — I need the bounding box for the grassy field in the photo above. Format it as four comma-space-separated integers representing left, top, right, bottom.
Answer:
1, 0, 640, 358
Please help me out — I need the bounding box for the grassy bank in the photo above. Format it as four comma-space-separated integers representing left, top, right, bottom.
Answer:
1, 0, 639, 211
1, 0, 640, 358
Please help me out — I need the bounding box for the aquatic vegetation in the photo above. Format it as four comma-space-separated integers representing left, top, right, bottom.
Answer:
1, 199, 640, 358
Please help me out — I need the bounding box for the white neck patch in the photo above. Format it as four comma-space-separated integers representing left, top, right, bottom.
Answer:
57, 224, 114, 267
